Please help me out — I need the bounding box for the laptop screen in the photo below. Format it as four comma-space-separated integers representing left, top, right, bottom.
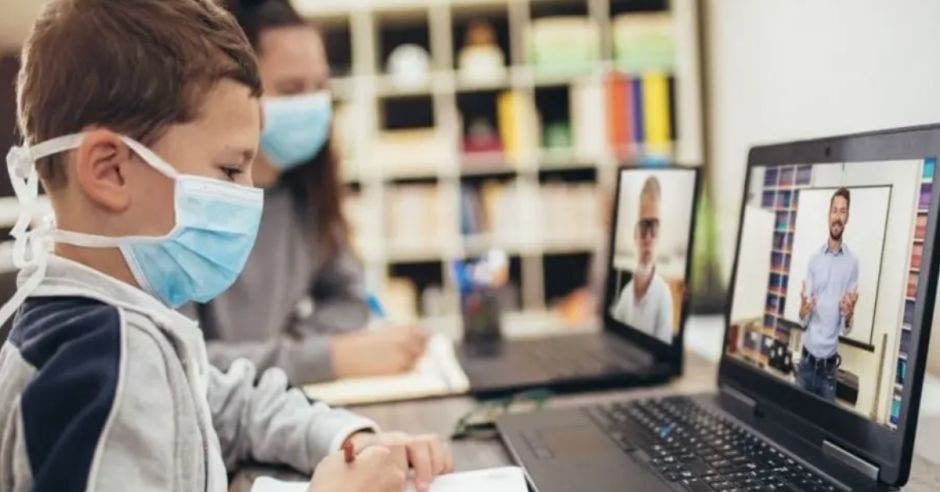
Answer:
606, 168, 697, 348
726, 158, 935, 431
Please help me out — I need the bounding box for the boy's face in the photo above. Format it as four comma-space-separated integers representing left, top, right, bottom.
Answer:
635, 196, 660, 266
124, 80, 262, 236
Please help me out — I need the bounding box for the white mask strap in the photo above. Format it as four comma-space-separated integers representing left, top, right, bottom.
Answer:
4, 135, 81, 268
119, 136, 180, 179
51, 229, 126, 248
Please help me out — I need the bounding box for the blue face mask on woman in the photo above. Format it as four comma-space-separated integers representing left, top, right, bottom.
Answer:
1, 133, 264, 312
260, 91, 333, 171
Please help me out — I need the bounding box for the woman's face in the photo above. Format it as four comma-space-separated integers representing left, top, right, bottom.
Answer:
253, 25, 330, 184
257, 25, 330, 95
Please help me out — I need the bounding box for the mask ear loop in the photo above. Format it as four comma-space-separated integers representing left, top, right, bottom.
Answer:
119, 136, 180, 179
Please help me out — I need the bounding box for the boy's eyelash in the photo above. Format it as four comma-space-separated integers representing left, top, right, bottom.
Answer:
220, 166, 243, 179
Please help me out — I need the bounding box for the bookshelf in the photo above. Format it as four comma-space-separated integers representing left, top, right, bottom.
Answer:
0, 1, 704, 329
888, 157, 934, 429
298, 0, 704, 323
757, 164, 811, 350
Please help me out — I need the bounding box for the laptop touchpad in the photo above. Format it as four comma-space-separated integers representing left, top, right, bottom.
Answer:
526, 425, 608, 458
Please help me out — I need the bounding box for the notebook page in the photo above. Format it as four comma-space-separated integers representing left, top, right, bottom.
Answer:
252, 466, 527, 492
301, 334, 470, 406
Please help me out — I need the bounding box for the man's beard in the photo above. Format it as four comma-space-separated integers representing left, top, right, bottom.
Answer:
830, 221, 844, 241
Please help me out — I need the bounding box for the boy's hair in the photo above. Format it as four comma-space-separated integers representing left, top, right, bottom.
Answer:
640, 176, 662, 206
16, 0, 262, 186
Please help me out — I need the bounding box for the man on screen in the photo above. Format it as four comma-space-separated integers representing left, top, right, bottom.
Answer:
797, 187, 859, 401
611, 176, 674, 344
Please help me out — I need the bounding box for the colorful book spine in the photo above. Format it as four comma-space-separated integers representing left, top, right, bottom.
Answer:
604, 71, 681, 158
631, 77, 644, 144
606, 74, 628, 156
642, 72, 670, 153
497, 91, 519, 163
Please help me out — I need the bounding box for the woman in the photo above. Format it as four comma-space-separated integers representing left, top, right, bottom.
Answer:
189, 0, 428, 384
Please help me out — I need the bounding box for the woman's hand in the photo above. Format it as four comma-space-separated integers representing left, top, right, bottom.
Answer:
331, 326, 429, 377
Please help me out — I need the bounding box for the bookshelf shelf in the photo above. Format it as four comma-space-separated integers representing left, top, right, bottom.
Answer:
295, 0, 703, 320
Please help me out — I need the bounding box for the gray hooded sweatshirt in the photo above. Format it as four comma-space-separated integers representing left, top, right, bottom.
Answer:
0, 255, 376, 491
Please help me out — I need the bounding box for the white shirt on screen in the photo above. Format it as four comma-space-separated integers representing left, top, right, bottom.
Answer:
610, 273, 674, 344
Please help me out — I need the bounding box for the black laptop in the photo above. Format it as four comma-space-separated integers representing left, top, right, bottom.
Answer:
497, 125, 940, 491
457, 166, 701, 394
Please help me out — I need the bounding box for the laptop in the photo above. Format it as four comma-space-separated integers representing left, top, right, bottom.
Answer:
457, 166, 701, 394
497, 125, 940, 491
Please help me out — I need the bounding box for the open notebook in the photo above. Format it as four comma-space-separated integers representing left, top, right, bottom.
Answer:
251, 466, 527, 492
302, 334, 470, 406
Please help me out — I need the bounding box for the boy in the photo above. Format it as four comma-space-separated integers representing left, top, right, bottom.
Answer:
0, 1, 450, 491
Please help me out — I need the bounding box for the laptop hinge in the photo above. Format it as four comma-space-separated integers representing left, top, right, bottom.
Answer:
720, 385, 758, 415
822, 440, 880, 481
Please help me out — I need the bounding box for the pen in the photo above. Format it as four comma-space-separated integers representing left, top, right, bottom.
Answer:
343, 440, 356, 464
366, 292, 386, 319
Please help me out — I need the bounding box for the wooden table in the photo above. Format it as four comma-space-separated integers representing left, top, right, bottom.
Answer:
232, 350, 940, 491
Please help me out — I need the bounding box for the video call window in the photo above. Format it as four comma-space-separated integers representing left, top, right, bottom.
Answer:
609, 169, 695, 345
727, 158, 936, 430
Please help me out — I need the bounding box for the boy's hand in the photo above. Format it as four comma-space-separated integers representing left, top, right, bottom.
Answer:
332, 326, 429, 377
346, 431, 454, 492
307, 446, 406, 492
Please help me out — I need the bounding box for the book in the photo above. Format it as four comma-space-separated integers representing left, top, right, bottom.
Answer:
611, 12, 676, 73
605, 73, 629, 157
641, 72, 671, 153
251, 466, 527, 492
373, 128, 450, 176
529, 16, 600, 77
570, 78, 605, 159
497, 91, 537, 165
631, 77, 645, 144
303, 334, 470, 406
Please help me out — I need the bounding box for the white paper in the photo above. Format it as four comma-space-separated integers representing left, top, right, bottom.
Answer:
251, 466, 526, 492
405, 466, 527, 492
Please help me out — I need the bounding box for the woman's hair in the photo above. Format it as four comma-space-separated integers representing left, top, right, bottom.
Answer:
226, 0, 351, 264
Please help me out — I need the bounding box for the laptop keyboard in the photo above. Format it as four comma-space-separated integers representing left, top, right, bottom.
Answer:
588, 396, 839, 492
531, 337, 642, 379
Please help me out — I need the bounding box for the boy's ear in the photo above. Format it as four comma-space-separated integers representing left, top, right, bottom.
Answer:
74, 129, 133, 212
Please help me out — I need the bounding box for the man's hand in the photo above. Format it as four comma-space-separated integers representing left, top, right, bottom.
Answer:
345, 431, 454, 492
307, 446, 406, 492
799, 281, 817, 320
840, 286, 859, 333
332, 325, 429, 377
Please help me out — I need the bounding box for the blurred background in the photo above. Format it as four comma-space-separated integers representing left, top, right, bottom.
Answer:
2, 0, 940, 376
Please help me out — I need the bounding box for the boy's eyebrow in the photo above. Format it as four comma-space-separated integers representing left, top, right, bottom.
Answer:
220, 148, 256, 165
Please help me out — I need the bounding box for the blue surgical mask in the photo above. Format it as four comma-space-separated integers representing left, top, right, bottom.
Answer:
1, 133, 264, 311
261, 91, 333, 171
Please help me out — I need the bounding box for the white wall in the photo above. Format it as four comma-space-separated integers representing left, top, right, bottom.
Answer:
705, 0, 940, 283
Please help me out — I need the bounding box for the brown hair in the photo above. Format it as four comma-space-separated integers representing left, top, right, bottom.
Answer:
16, 0, 262, 185
226, 0, 350, 264
831, 187, 851, 210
